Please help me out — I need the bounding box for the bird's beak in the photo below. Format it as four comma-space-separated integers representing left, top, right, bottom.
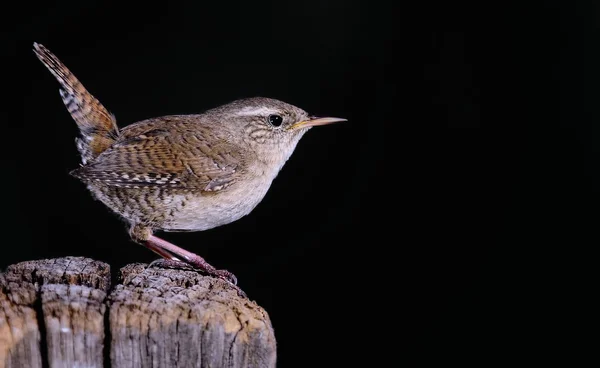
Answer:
289, 116, 347, 130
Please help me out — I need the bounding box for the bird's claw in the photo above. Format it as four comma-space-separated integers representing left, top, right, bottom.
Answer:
148, 259, 239, 285
215, 269, 238, 286
147, 258, 245, 297
148, 258, 192, 270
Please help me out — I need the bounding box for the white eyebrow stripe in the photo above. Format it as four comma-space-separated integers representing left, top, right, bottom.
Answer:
235, 107, 279, 116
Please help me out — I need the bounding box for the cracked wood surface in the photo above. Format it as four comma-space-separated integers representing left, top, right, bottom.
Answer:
0, 257, 275, 368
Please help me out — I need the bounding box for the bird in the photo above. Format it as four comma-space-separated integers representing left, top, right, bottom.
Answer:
33, 42, 345, 287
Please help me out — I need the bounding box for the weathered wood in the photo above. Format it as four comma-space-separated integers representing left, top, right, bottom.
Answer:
0, 257, 111, 368
0, 270, 42, 368
0, 258, 276, 368
110, 264, 276, 368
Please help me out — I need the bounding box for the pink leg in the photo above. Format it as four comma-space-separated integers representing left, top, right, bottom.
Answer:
141, 239, 180, 261
145, 235, 238, 286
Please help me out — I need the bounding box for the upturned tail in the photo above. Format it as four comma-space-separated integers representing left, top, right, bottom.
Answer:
33, 42, 119, 164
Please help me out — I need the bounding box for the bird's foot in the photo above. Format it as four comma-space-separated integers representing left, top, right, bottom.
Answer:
148, 258, 245, 298
148, 258, 194, 271
148, 258, 237, 284
141, 234, 245, 297
175, 252, 238, 286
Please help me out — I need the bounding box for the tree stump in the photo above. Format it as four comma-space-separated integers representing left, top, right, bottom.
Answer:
0, 257, 276, 368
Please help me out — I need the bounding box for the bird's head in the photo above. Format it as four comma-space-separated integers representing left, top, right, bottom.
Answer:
207, 97, 346, 167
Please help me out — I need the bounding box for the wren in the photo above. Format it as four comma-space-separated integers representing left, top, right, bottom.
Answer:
34, 42, 345, 287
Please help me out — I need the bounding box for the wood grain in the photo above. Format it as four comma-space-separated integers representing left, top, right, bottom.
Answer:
0, 258, 275, 368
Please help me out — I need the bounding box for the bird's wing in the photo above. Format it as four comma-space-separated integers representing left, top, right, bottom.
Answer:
71, 122, 245, 192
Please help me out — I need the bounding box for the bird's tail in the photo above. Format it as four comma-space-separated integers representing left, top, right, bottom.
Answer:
33, 42, 119, 164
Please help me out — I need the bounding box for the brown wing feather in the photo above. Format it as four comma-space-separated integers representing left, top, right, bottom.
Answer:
72, 118, 245, 192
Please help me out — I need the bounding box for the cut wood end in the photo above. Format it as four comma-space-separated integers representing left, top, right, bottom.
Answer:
1, 258, 276, 368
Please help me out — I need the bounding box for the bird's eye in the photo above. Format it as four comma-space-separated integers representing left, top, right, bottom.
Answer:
268, 114, 284, 127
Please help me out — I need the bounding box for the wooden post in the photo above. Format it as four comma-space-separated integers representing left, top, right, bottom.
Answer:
0, 257, 276, 368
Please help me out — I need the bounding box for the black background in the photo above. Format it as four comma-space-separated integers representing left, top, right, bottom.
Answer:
1, 0, 594, 364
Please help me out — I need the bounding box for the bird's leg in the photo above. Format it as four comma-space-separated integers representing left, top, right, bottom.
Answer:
129, 225, 179, 261
142, 238, 245, 297
141, 241, 180, 261
129, 224, 237, 285
145, 234, 238, 286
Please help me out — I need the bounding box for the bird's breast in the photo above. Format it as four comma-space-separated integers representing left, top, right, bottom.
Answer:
162, 172, 276, 231
88, 161, 283, 232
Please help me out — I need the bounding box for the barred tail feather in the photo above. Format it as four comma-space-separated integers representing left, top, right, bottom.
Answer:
33, 42, 119, 164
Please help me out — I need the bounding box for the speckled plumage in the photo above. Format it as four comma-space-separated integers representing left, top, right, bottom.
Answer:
70, 113, 306, 233
34, 42, 344, 284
